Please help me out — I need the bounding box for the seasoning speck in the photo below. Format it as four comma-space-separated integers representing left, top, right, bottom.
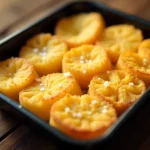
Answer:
65, 107, 70, 113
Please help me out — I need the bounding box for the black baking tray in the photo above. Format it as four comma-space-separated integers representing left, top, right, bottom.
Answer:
0, 0, 150, 149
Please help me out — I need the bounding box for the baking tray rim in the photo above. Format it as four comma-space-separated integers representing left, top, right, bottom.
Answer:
0, 88, 150, 146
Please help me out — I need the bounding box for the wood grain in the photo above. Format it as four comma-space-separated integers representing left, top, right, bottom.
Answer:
0, 111, 19, 141
0, 0, 60, 39
0, 125, 57, 150
100, 0, 150, 20
0, 125, 30, 150
0, 0, 149, 40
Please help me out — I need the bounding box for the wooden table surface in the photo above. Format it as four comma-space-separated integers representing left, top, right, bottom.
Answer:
0, 0, 150, 150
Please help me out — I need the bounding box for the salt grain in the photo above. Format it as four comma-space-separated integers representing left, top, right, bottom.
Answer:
103, 105, 108, 109
129, 82, 134, 86
40, 83, 43, 86
39, 52, 47, 57
40, 87, 45, 91
143, 58, 147, 66
64, 72, 71, 77
59, 83, 63, 87
65, 107, 70, 113
80, 56, 84, 60
18, 105, 22, 108
104, 81, 109, 88
80, 60, 84, 64
102, 109, 107, 113
77, 112, 82, 118
91, 100, 97, 105
83, 70, 87, 74
33, 48, 39, 53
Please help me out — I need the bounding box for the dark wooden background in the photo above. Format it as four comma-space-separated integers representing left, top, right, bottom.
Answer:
0, 0, 150, 150
0, 0, 150, 40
